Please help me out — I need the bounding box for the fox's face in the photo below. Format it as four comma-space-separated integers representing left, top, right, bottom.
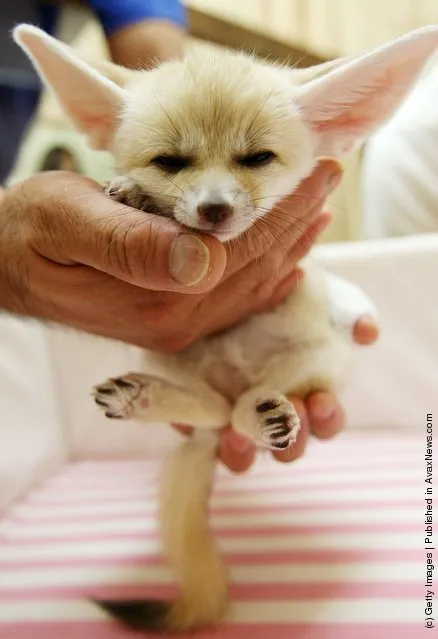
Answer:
14, 24, 438, 240
114, 53, 316, 241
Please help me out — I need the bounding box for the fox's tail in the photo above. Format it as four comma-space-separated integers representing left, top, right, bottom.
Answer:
97, 431, 228, 632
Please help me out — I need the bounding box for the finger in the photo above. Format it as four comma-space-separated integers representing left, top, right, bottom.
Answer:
198, 213, 330, 337
31, 244, 303, 352
306, 391, 345, 439
261, 183, 338, 265
353, 315, 380, 345
255, 210, 332, 299
230, 211, 330, 317
272, 398, 309, 462
281, 159, 342, 222
23, 172, 227, 293
218, 427, 256, 473
107, 20, 185, 68
173, 424, 257, 473
27, 251, 190, 348
196, 209, 331, 338
259, 268, 304, 310
224, 159, 343, 279
286, 210, 332, 263
269, 211, 332, 285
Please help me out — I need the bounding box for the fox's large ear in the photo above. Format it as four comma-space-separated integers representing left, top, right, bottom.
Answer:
13, 24, 127, 150
292, 58, 349, 85
295, 26, 438, 157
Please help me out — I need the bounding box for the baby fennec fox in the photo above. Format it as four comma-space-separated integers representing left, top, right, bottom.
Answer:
15, 24, 438, 633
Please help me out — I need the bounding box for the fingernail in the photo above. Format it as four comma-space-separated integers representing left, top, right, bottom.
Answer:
170, 233, 210, 286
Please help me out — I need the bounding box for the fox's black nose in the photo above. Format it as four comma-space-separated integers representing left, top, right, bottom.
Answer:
198, 202, 233, 225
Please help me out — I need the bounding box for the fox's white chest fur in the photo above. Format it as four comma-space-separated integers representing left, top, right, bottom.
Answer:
15, 22, 438, 634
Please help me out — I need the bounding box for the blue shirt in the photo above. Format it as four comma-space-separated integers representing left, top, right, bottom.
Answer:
0, 0, 186, 182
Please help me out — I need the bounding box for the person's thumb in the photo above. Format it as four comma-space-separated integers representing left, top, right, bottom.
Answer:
25, 172, 227, 293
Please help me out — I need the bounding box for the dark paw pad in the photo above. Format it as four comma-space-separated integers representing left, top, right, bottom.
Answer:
92, 375, 143, 420
256, 400, 280, 413
256, 399, 300, 451
113, 377, 136, 389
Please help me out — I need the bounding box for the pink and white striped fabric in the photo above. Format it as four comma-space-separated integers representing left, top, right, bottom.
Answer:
0, 428, 424, 638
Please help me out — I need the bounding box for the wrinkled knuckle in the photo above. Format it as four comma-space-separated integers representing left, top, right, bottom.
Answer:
102, 218, 157, 281
100, 218, 132, 277
26, 172, 60, 216
0, 191, 31, 314
19, 178, 47, 227
23, 174, 69, 243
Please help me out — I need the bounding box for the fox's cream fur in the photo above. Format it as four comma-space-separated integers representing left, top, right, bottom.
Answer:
14, 24, 438, 632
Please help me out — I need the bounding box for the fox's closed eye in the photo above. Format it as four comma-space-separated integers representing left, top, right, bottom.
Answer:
152, 155, 192, 173
237, 151, 276, 168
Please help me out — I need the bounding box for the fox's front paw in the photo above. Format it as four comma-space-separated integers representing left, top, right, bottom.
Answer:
255, 397, 300, 450
104, 176, 146, 209
104, 176, 164, 214
92, 373, 150, 419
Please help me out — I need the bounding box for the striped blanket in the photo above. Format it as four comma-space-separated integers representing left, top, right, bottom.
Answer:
0, 428, 423, 638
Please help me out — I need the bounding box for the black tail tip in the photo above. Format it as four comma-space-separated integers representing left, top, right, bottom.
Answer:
95, 599, 171, 632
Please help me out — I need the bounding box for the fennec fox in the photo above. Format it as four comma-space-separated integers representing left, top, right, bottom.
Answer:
15, 24, 438, 632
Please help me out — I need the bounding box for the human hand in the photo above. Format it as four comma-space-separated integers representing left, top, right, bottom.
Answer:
0, 159, 340, 351
106, 18, 185, 69
174, 315, 379, 472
